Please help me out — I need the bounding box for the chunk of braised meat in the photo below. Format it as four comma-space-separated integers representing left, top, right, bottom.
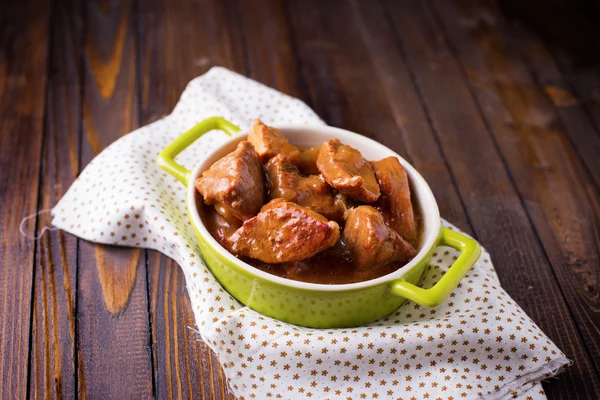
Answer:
203, 207, 242, 251
264, 154, 346, 222
228, 198, 340, 264
298, 146, 321, 175
343, 206, 416, 269
316, 138, 380, 203
333, 193, 349, 221
247, 119, 300, 164
371, 156, 417, 244
195, 141, 264, 221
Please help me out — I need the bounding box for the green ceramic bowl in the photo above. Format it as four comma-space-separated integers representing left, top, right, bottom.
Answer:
157, 117, 481, 328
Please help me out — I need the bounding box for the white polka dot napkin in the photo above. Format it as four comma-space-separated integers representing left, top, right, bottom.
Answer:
52, 67, 569, 400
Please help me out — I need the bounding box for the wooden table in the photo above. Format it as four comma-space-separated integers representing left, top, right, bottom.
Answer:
1, 0, 599, 398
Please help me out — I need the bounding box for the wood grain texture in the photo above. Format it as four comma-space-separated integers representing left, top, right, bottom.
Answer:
432, 0, 600, 379
232, 0, 306, 100
506, 11, 600, 205
0, 1, 52, 398
29, 0, 83, 398
500, 0, 600, 136
384, 1, 599, 397
76, 0, 153, 398
137, 0, 243, 121
550, 56, 600, 141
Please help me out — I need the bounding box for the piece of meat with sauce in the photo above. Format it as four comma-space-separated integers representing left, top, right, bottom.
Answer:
203, 206, 242, 250
344, 206, 416, 269
228, 198, 340, 264
195, 141, 264, 221
316, 138, 380, 203
371, 156, 417, 244
264, 153, 346, 222
298, 146, 321, 175
247, 119, 300, 164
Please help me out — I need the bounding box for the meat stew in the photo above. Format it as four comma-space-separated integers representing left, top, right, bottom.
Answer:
198, 119, 423, 284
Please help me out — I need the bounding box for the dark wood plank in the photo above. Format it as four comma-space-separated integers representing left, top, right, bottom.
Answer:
76, 0, 153, 397
499, 0, 600, 136
504, 11, 600, 196
550, 56, 600, 139
232, 0, 306, 99
432, 0, 600, 378
382, 1, 599, 397
0, 1, 52, 398
28, 0, 83, 398
137, 0, 243, 121
500, 0, 600, 68
137, 0, 242, 398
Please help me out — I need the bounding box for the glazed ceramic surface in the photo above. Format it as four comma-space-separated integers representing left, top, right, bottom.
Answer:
158, 117, 481, 328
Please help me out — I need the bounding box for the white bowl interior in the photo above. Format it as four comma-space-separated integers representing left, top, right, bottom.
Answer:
188, 125, 441, 291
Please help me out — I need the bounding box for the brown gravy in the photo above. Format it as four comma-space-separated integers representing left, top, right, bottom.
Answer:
202, 200, 423, 285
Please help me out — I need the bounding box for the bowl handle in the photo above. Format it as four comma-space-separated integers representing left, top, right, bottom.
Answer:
156, 117, 241, 186
390, 227, 481, 307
